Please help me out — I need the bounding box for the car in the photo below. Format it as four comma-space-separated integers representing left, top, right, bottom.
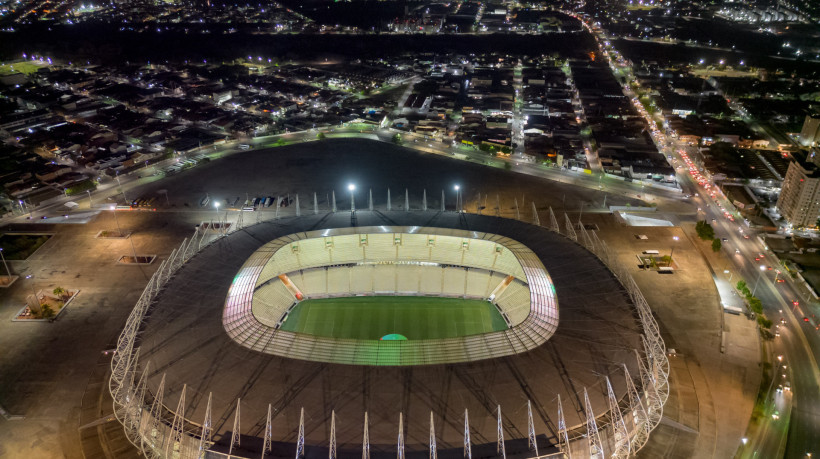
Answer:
781, 318, 786, 324
722, 238, 728, 242
804, 317, 810, 322
744, 235, 750, 239
777, 279, 785, 283
793, 300, 799, 306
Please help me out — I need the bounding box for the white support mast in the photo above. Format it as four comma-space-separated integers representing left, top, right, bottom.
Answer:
496, 405, 506, 459
527, 400, 538, 456
199, 393, 213, 457
463, 409, 472, 459
166, 384, 187, 458
362, 411, 370, 459
397, 412, 405, 459
329, 410, 337, 459
295, 407, 305, 459
623, 363, 651, 451
531, 202, 540, 226
262, 403, 272, 459
229, 399, 241, 456
556, 394, 572, 459
564, 214, 578, 241
387, 188, 392, 211
423, 189, 427, 211
584, 388, 605, 459
606, 376, 631, 458
429, 411, 437, 459
145, 373, 167, 454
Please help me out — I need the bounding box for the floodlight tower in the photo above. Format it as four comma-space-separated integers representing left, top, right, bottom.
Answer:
454, 185, 461, 212
348, 184, 356, 212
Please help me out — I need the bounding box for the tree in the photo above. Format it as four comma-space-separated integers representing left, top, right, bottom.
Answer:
504, 162, 512, 171
736, 280, 747, 291
695, 220, 715, 240
316, 132, 326, 140
275, 137, 286, 147
711, 238, 722, 252
40, 304, 55, 319
53, 287, 66, 299
391, 133, 402, 145
748, 297, 763, 314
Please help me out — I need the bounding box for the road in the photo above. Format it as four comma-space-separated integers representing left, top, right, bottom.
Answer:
581, 14, 820, 457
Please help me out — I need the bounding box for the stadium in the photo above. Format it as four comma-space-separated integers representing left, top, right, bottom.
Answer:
110, 206, 668, 459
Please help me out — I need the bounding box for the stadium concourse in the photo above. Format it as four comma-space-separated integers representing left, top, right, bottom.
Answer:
118, 210, 652, 459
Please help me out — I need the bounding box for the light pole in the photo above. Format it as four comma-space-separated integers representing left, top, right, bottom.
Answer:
670, 236, 679, 265
214, 201, 221, 231
110, 205, 123, 236
24, 274, 38, 303
115, 171, 128, 203
0, 248, 10, 279
454, 185, 460, 212
752, 265, 766, 296
348, 184, 356, 212
86, 190, 92, 208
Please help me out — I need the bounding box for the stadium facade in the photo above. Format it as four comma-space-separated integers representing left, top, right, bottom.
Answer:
109, 206, 668, 459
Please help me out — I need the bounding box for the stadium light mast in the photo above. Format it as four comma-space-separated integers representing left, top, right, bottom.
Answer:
348, 184, 356, 212
454, 185, 461, 212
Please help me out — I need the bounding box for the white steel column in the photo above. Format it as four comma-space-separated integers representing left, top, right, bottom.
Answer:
262, 403, 272, 458
463, 409, 471, 459
362, 411, 370, 459
496, 405, 506, 459
527, 400, 538, 456
397, 412, 405, 459
584, 388, 605, 459
556, 394, 572, 459
200, 393, 213, 457
429, 411, 437, 459
229, 399, 241, 456
329, 410, 337, 459
606, 376, 630, 458
295, 407, 305, 459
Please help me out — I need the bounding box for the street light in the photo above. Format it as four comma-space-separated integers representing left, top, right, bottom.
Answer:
454, 185, 460, 212
348, 184, 356, 212
24, 274, 38, 303
752, 265, 766, 296
0, 248, 10, 279
87, 190, 92, 208
115, 170, 128, 203
110, 205, 123, 236
669, 236, 679, 265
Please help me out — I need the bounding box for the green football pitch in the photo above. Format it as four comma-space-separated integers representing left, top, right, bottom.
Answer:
279, 296, 508, 340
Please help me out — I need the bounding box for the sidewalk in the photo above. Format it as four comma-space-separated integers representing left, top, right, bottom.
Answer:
591, 217, 761, 459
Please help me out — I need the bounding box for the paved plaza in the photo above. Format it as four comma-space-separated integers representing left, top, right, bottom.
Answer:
0, 139, 760, 458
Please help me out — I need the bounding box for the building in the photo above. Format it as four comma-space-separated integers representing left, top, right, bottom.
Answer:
777, 156, 820, 227
799, 114, 820, 147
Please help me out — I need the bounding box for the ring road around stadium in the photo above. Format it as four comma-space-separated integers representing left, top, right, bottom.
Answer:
110, 210, 668, 459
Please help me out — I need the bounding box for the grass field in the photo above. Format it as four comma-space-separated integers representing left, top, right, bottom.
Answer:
0, 61, 48, 76
280, 296, 507, 340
